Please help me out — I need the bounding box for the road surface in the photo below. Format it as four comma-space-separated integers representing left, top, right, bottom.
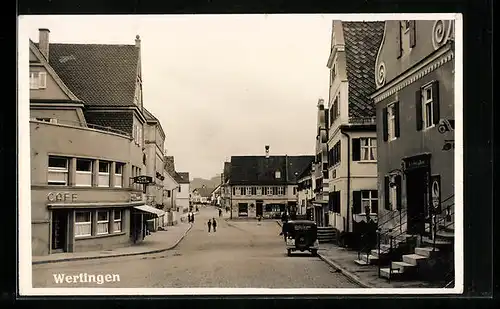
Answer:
32, 207, 360, 288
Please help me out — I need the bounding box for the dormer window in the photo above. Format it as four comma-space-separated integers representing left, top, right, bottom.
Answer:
275, 171, 281, 179
30, 71, 47, 90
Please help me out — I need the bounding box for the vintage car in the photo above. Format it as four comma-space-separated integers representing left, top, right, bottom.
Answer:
283, 220, 319, 256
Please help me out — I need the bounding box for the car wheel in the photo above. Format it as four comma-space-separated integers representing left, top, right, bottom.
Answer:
287, 249, 292, 256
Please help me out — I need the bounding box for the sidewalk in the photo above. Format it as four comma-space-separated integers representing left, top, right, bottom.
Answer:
276, 221, 441, 288
32, 222, 193, 265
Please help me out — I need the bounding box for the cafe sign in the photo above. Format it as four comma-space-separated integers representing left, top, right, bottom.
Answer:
133, 176, 153, 184
47, 192, 78, 203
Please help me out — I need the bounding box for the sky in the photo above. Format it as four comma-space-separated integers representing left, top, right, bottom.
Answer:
22, 14, 335, 179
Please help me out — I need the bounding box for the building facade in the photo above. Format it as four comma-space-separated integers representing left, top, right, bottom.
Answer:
30, 29, 163, 256
324, 21, 384, 239
163, 156, 180, 225
371, 20, 455, 240
296, 163, 313, 218
228, 148, 313, 219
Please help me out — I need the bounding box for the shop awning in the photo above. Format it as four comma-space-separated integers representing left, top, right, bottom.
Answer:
133, 205, 165, 217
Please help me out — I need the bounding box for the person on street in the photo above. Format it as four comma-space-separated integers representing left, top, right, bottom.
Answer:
219, 209, 222, 217
188, 213, 191, 223
191, 213, 195, 223
212, 218, 217, 232
207, 220, 212, 232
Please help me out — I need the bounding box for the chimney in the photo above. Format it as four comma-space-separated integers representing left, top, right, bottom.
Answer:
265, 145, 270, 158
38, 28, 50, 61
317, 97, 324, 108
135, 35, 141, 48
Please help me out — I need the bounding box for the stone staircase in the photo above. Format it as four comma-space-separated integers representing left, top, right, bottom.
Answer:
354, 234, 416, 266
379, 224, 454, 280
317, 226, 337, 243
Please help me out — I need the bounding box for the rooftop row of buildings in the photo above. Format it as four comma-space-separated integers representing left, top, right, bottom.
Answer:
219, 19, 456, 283
29, 29, 191, 256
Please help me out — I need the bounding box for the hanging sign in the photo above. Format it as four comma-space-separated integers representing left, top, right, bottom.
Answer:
133, 175, 153, 184
431, 175, 442, 214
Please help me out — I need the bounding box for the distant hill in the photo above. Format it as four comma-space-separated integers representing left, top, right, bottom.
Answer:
190, 174, 222, 192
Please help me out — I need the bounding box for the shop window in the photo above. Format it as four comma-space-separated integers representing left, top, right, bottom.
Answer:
48, 156, 68, 186
98, 161, 110, 187
97, 211, 109, 235
75, 211, 92, 237
113, 210, 122, 233
76, 159, 92, 187
114, 163, 123, 188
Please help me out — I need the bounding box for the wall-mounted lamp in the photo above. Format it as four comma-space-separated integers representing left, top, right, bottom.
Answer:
442, 140, 455, 151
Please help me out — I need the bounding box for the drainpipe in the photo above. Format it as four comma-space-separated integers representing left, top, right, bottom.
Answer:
341, 128, 351, 233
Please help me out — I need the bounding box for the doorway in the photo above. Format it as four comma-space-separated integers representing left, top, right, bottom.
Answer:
406, 167, 428, 235
256, 201, 263, 217
51, 210, 68, 252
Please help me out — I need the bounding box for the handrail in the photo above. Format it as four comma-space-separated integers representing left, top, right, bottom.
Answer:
31, 118, 132, 138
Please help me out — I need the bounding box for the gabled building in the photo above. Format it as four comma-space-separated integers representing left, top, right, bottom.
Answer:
325, 21, 384, 243
369, 20, 455, 281
220, 162, 232, 210
227, 146, 314, 219
29, 29, 163, 256
163, 156, 180, 224
192, 185, 213, 205
296, 162, 314, 218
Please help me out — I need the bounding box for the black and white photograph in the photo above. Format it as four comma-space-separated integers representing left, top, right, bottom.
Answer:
18, 13, 463, 295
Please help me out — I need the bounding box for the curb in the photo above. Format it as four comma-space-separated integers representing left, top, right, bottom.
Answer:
317, 253, 374, 288
32, 224, 194, 265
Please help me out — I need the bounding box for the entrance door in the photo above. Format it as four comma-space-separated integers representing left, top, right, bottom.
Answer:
51, 210, 68, 252
406, 167, 428, 235
256, 201, 263, 216
324, 211, 329, 227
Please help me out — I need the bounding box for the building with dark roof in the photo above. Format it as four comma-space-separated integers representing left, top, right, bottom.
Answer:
29, 29, 165, 256
163, 156, 191, 214
322, 21, 384, 237
227, 147, 314, 219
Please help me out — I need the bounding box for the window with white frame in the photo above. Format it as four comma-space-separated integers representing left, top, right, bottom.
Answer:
97, 211, 109, 235
275, 171, 281, 179
75, 211, 92, 237
361, 190, 378, 214
277, 186, 284, 195
250, 187, 257, 195
389, 181, 398, 210
360, 138, 377, 161
422, 85, 434, 129
113, 210, 122, 232
240, 187, 246, 195
48, 156, 68, 186
75, 159, 92, 187
387, 103, 397, 140
247, 187, 253, 195
114, 163, 123, 188
30, 71, 47, 90
98, 161, 110, 187
266, 187, 272, 195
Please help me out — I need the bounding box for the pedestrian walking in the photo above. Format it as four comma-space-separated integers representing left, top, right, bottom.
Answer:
212, 218, 217, 232
192, 213, 195, 223
188, 213, 192, 223
207, 220, 212, 232
219, 209, 222, 217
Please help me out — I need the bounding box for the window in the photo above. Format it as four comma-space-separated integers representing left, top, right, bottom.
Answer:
272, 187, 279, 195
275, 171, 281, 179
114, 163, 123, 188
75, 159, 92, 187
277, 187, 284, 195
293, 187, 297, 195
178, 186, 181, 192
250, 187, 257, 195
98, 161, 110, 187
240, 187, 246, 195
330, 95, 340, 124
97, 211, 109, 235
30, 71, 47, 89
360, 138, 377, 161
385, 175, 402, 211
266, 187, 272, 195
36, 117, 57, 123
329, 191, 341, 213
422, 84, 434, 129
329, 141, 341, 167
247, 187, 252, 195
75, 211, 92, 237
113, 210, 122, 233
361, 190, 378, 214
402, 20, 411, 32
48, 156, 68, 186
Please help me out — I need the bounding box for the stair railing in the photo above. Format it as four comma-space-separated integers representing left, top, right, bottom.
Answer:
432, 208, 455, 252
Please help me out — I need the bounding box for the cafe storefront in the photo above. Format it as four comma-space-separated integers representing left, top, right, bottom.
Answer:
31, 188, 164, 256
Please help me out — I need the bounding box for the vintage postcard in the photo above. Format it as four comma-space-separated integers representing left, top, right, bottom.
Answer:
18, 13, 463, 295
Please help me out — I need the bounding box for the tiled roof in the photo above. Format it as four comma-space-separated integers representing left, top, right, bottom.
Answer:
143, 108, 158, 122
175, 172, 190, 184
342, 22, 385, 118
229, 155, 314, 185
45, 43, 139, 107
194, 186, 213, 197
84, 110, 134, 135
297, 161, 313, 180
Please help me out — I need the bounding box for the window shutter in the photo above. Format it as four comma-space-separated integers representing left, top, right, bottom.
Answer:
394, 102, 401, 138
384, 176, 390, 210
371, 190, 379, 214
352, 138, 360, 161
337, 191, 341, 213
382, 107, 389, 141
416, 89, 423, 131
395, 175, 402, 211
409, 20, 416, 48
353, 191, 361, 214
338, 141, 341, 163
397, 22, 402, 59
432, 81, 441, 125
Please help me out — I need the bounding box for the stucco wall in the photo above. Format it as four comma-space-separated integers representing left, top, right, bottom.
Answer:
30, 108, 85, 125
29, 64, 71, 101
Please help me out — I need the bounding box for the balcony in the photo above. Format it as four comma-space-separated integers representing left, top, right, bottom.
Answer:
30, 118, 131, 138
348, 117, 376, 125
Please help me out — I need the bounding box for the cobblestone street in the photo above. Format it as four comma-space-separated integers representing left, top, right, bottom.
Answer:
32, 207, 360, 288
